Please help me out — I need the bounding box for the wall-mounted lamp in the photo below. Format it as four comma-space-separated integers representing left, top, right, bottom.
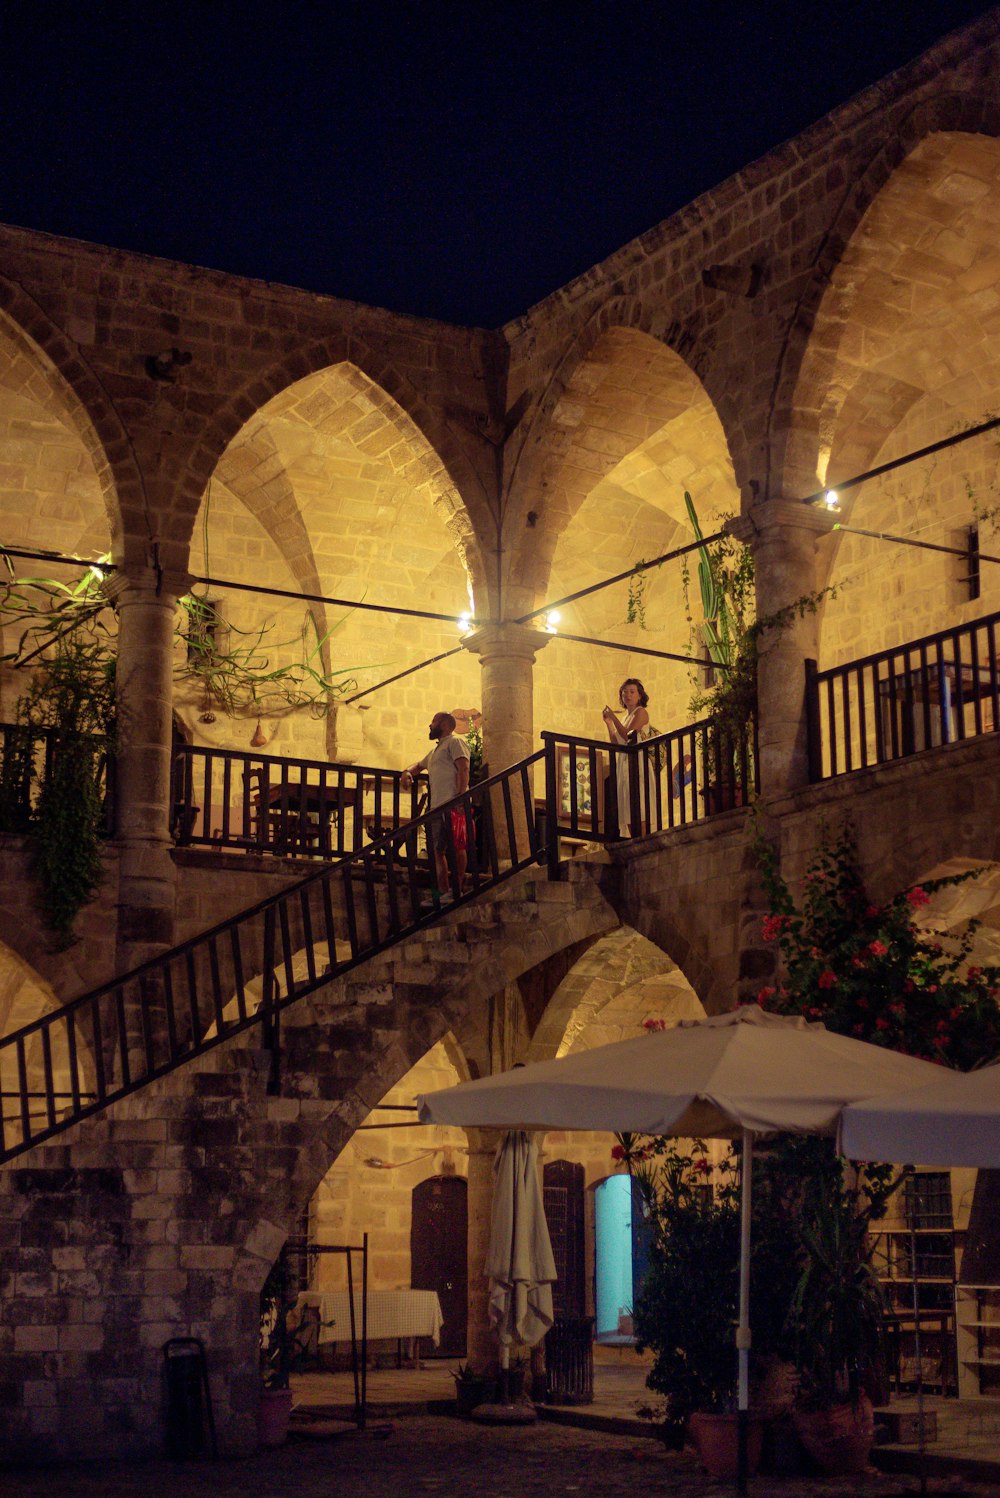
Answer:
824, 490, 841, 512
457, 612, 473, 635
545, 610, 561, 633
145, 347, 193, 381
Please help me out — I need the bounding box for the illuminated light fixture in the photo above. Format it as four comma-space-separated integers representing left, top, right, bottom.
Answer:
824, 490, 840, 511
458, 612, 473, 634
545, 610, 561, 633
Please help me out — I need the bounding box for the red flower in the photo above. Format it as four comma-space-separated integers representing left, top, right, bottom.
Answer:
806, 1006, 823, 1018
643, 1018, 668, 1032
875, 1017, 890, 1031
927, 985, 938, 995
950, 1007, 963, 1021
968, 966, 983, 981
757, 986, 776, 1006
935, 1020, 949, 1033
611, 1144, 626, 1161
693, 1158, 713, 1175
868, 939, 888, 958
761, 915, 786, 942
907, 887, 931, 908
866, 905, 880, 918
818, 970, 837, 990
890, 1002, 905, 1016
857, 998, 869, 1010
933, 1035, 949, 1050
852, 1023, 864, 1035
852, 955, 866, 969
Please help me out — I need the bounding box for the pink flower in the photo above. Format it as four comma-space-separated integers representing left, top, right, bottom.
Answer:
761, 915, 786, 942
806, 1006, 823, 1018
643, 1018, 668, 1031
868, 940, 888, 958
757, 986, 776, 1006
907, 887, 931, 908
927, 985, 938, 995
818, 970, 837, 990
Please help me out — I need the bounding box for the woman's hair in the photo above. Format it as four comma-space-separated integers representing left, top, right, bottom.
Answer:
618, 677, 649, 708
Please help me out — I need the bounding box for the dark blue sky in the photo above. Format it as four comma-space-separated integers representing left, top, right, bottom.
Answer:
1, 1, 994, 325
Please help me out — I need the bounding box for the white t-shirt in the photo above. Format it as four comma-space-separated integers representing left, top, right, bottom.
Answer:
417, 734, 470, 808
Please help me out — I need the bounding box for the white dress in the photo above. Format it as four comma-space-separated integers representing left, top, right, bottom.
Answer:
612, 712, 657, 835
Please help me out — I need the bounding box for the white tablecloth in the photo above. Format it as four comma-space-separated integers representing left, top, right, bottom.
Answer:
296, 1289, 443, 1346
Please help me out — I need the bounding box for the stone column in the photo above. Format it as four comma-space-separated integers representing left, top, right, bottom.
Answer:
465, 1125, 505, 1373
462, 622, 551, 859
107, 568, 182, 972
728, 500, 835, 799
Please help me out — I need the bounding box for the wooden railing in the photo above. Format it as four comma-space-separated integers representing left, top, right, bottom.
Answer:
807, 608, 1000, 781
541, 714, 757, 874
0, 750, 543, 1163
170, 745, 424, 856
0, 723, 115, 836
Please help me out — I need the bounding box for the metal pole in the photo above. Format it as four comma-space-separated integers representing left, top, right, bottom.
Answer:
737, 1128, 753, 1497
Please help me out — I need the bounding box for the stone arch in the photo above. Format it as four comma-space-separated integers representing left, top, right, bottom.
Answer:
0, 280, 143, 555
185, 357, 488, 764
0, 940, 97, 1127
772, 98, 1000, 501
518, 321, 738, 738
176, 338, 491, 592
527, 926, 705, 1063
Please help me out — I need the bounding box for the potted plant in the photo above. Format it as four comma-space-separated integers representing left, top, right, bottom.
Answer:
258, 1253, 308, 1447
788, 1151, 891, 1474
451, 1362, 492, 1416
682, 493, 756, 811
628, 1138, 797, 1479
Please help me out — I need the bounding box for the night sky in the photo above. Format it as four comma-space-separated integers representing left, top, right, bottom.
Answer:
1, 1, 995, 327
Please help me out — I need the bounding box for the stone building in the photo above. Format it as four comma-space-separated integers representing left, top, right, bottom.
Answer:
0, 7, 999, 1459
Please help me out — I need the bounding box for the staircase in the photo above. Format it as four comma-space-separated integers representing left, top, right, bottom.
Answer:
0, 752, 548, 1162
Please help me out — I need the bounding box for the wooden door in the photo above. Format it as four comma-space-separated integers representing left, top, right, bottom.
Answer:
543, 1160, 586, 1317
411, 1175, 468, 1358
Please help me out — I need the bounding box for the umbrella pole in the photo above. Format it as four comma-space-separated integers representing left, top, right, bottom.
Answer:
500, 1342, 510, 1405
737, 1128, 753, 1498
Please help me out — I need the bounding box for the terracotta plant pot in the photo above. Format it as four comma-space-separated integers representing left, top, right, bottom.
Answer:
257, 1386, 294, 1448
793, 1394, 874, 1474
688, 1411, 763, 1479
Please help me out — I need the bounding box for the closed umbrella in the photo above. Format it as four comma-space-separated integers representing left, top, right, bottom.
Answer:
486, 1131, 557, 1401
419, 1007, 942, 1494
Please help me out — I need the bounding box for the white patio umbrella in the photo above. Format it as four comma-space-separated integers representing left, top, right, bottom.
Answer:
486, 1131, 557, 1403
418, 1008, 943, 1493
839, 1060, 1000, 1166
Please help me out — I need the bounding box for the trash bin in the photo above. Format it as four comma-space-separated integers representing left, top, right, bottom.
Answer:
544, 1315, 594, 1404
163, 1337, 216, 1458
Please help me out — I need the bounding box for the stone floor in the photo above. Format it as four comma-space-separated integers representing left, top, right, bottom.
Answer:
1, 1359, 997, 1496
1, 1413, 995, 1498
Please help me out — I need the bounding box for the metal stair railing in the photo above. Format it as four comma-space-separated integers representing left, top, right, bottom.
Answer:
0, 750, 544, 1163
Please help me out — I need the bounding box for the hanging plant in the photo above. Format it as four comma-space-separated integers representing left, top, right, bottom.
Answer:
11, 631, 116, 948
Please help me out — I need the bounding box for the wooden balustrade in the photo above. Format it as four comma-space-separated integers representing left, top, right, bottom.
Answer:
806, 608, 1000, 781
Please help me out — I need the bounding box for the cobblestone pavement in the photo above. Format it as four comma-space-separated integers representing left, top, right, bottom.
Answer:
0, 1416, 993, 1498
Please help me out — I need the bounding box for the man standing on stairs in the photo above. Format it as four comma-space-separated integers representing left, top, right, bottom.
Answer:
402, 711, 470, 901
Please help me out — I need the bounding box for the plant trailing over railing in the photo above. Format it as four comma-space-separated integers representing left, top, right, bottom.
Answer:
2, 631, 116, 948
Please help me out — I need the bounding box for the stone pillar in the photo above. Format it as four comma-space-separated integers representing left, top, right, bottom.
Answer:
465, 1125, 505, 1373
728, 500, 835, 798
462, 623, 551, 859
107, 568, 181, 971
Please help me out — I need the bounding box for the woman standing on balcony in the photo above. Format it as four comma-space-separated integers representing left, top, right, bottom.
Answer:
602, 678, 653, 837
